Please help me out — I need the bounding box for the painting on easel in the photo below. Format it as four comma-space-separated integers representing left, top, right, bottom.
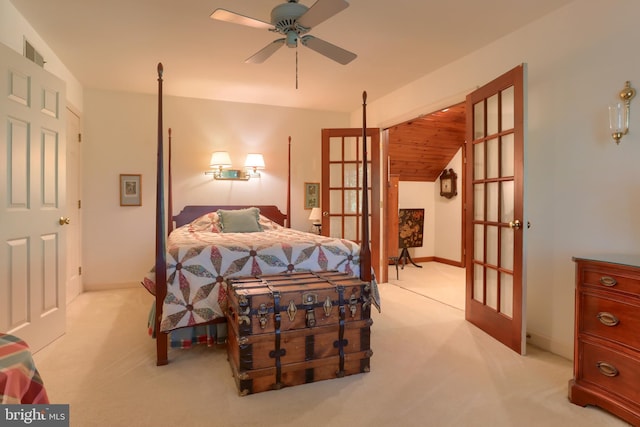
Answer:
398, 208, 424, 248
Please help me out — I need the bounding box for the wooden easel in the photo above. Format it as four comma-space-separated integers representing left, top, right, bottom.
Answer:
399, 247, 422, 269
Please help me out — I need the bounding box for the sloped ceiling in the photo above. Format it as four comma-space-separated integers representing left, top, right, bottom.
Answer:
389, 103, 465, 182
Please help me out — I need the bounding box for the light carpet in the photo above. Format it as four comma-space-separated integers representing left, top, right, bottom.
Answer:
387, 261, 466, 311
31, 264, 630, 427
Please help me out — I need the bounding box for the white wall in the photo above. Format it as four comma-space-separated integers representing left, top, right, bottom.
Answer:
82, 89, 349, 288
355, 0, 640, 359
434, 149, 463, 263
0, 0, 83, 111
398, 181, 435, 260
396, 149, 462, 264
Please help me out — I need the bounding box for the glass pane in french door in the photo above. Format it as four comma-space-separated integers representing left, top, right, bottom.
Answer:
471, 86, 516, 317
326, 135, 371, 244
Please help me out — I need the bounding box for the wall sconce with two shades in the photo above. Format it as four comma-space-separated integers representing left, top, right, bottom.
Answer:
205, 151, 265, 180
609, 81, 635, 145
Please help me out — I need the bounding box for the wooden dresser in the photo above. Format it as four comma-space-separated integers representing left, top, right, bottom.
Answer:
569, 256, 640, 426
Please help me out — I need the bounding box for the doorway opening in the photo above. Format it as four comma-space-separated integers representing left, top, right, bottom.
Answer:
383, 102, 466, 309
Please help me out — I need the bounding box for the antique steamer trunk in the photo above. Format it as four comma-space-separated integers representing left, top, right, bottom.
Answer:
226, 271, 373, 395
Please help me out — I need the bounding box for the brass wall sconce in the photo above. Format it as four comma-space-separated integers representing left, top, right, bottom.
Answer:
609, 81, 635, 144
205, 151, 265, 180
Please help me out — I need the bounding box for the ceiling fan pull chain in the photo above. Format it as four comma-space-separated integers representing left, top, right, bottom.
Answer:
296, 49, 299, 90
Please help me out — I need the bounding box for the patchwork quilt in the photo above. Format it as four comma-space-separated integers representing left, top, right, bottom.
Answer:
142, 212, 372, 333
0, 333, 49, 404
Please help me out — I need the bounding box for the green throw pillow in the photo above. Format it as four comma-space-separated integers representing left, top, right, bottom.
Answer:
217, 208, 263, 233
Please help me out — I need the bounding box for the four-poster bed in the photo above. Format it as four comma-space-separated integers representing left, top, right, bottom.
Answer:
146, 64, 378, 377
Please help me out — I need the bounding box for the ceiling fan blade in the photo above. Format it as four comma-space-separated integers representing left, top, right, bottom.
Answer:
300, 35, 356, 65
245, 39, 286, 64
210, 8, 275, 30
297, 0, 349, 28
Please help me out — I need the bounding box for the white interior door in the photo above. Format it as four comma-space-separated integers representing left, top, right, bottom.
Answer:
66, 108, 82, 303
0, 43, 67, 352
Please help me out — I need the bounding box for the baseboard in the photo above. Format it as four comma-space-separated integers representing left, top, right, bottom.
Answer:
525, 330, 573, 361
433, 257, 464, 268
411, 256, 434, 263
83, 282, 140, 292
390, 257, 464, 268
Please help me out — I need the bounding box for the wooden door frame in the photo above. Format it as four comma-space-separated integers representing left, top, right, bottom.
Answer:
381, 130, 389, 283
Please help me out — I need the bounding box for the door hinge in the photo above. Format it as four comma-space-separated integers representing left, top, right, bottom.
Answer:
78, 133, 82, 143
78, 199, 81, 209
78, 266, 82, 275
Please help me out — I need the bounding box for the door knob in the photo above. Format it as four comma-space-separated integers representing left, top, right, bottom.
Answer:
322, 211, 329, 217
59, 217, 70, 225
508, 219, 522, 229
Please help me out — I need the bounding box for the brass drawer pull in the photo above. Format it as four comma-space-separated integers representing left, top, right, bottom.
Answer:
596, 361, 619, 377
596, 312, 619, 326
599, 276, 617, 287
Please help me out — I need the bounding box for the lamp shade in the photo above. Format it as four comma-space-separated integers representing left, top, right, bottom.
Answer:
308, 207, 322, 224
609, 102, 626, 133
210, 151, 232, 168
244, 153, 265, 170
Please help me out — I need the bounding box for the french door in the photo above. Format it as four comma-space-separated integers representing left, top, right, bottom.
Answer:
465, 65, 526, 354
321, 128, 381, 281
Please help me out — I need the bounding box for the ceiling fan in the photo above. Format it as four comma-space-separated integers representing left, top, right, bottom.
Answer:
210, 0, 357, 65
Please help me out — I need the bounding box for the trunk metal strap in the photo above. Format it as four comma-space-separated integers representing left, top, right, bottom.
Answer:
335, 285, 346, 377
269, 289, 285, 389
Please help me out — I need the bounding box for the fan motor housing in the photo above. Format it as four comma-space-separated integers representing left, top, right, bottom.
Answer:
271, 2, 309, 35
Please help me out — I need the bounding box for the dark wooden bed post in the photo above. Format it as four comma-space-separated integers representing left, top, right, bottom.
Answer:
360, 91, 372, 282
155, 63, 169, 366
287, 136, 291, 228
167, 128, 173, 235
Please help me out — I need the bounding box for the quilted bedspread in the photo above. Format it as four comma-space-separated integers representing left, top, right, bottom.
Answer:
0, 333, 49, 404
142, 212, 374, 332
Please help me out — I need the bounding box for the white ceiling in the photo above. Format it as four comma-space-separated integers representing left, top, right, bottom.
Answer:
10, 0, 573, 113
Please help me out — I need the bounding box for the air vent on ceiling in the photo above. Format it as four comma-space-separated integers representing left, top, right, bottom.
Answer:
24, 39, 45, 68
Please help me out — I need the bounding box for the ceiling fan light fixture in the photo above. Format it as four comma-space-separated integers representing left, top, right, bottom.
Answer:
285, 31, 298, 48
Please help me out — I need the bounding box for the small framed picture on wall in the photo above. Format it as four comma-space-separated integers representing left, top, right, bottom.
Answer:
304, 182, 320, 209
120, 174, 141, 206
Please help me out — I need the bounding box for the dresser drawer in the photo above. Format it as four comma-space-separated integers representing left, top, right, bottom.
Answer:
579, 340, 640, 404
581, 267, 640, 296
580, 292, 640, 351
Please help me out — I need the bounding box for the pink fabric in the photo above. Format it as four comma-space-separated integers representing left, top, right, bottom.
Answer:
0, 333, 49, 404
